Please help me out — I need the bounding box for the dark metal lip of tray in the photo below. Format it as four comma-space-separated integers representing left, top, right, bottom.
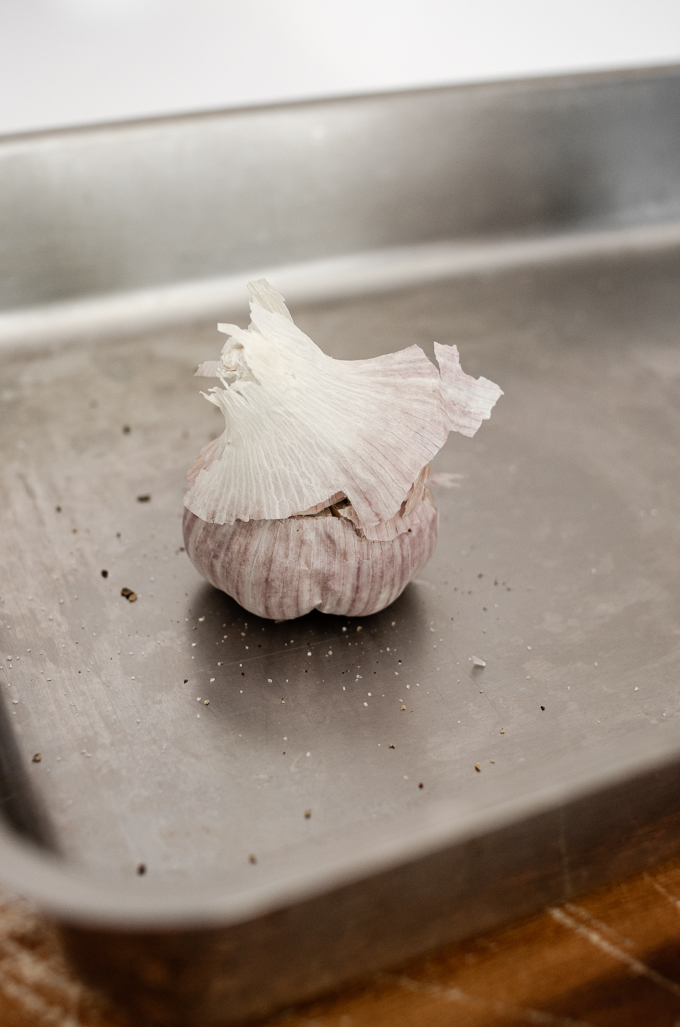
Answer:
1, 734, 680, 927
1, 61, 680, 1021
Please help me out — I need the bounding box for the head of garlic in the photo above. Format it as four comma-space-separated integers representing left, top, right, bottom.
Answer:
183, 279, 502, 620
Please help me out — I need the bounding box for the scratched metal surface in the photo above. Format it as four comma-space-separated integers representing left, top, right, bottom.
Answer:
1, 242, 680, 889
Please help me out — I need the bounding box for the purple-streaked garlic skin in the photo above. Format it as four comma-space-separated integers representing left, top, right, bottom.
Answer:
182, 494, 438, 620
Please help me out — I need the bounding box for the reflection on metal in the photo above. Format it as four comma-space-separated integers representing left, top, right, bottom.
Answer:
2, 220, 680, 351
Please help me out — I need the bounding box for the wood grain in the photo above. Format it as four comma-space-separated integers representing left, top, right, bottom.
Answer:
5, 859, 680, 1026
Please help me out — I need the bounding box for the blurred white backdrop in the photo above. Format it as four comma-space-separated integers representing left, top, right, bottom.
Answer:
2, 0, 680, 135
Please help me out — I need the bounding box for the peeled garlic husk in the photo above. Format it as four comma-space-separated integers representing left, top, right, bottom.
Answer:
183, 280, 502, 620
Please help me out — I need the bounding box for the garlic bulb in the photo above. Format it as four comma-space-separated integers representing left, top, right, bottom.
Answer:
183, 279, 502, 620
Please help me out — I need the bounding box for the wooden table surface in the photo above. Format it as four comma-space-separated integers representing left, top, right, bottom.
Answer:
4, 857, 680, 1027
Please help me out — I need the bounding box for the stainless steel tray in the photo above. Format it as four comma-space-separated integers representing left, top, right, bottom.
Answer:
2, 66, 680, 1026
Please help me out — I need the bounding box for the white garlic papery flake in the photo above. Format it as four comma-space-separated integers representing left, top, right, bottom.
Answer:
183, 279, 502, 620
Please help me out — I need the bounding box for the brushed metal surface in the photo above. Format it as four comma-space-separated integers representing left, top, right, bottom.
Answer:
1, 67, 680, 1025
4, 220, 680, 352
2, 65, 680, 315
2, 245, 678, 878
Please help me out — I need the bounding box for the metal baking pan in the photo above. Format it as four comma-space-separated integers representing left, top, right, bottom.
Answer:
2, 66, 680, 1026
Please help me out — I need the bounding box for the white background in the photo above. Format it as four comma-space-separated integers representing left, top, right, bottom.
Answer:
2, 0, 680, 136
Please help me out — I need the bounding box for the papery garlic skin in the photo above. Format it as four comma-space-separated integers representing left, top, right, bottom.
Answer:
183, 492, 437, 620
186, 279, 502, 529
